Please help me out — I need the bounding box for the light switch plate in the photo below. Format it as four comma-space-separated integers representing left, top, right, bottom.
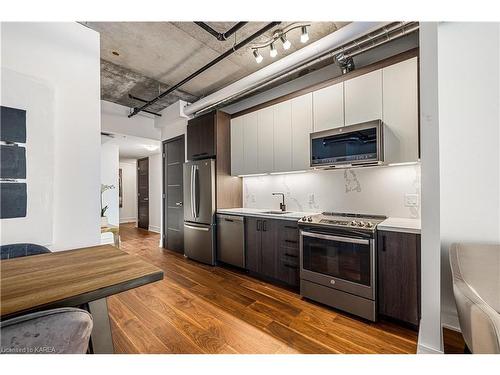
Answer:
405, 193, 419, 207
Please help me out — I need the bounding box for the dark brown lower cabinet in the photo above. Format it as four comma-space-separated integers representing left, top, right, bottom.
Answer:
377, 230, 421, 326
245, 217, 299, 288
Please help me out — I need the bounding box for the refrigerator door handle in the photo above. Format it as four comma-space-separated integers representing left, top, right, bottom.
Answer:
190, 164, 195, 219
184, 223, 210, 231
194, 165, 200, 218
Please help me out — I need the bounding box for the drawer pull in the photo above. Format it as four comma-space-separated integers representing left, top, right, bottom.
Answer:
284, 253, 298, 258
284, 225, 297, 229
284, 264, 298, 269
284, 240, 298, 244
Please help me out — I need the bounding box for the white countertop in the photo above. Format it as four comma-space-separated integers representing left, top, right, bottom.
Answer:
378, 217, 421, 234
217, 208, 319, 222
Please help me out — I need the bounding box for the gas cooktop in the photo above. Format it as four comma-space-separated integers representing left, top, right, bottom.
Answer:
298, 212, 387, 231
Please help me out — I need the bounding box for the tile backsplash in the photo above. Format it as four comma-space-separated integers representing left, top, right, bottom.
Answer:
243, 164, 421, 219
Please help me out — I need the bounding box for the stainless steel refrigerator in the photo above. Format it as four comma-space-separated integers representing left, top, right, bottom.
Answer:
183, 159, 216, 265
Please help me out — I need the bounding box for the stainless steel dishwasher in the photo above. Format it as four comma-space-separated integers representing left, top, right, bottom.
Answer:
216, 214, 245, 268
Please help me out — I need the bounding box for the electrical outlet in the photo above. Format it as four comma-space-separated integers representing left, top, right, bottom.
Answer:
405, 193, 419, 207
308, 193, 315, 203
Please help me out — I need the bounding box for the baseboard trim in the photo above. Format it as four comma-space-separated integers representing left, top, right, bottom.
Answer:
417, 343, 443, 354
148, 225, 161, 233
120, 218, 137, 224
417, 323, 444, 354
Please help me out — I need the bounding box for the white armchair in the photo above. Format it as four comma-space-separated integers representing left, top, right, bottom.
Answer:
449, 243, 500, 353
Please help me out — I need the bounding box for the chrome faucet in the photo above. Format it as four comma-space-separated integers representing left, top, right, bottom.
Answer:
272, 192, 286, 212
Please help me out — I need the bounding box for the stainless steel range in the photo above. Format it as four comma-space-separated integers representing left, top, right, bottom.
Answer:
298, 212, 386, 321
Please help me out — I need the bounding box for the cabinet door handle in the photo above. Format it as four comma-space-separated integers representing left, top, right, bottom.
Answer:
382, 235, 386, 252
256, 220, 261, 231
262, 220, 267, 232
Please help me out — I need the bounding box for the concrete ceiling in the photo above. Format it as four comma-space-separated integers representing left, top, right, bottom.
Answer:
83, 22, 348, 113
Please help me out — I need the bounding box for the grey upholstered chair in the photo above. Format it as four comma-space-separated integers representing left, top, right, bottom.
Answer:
0, 308, 93, 354
0, 243, 51, 260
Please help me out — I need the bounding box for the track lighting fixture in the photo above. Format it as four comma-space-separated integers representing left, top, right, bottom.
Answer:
249, 23, 310, 64
280, 35, 291, 50
269, 42, 277, 58
300, 26, 309, 43
253, 49, 263, 64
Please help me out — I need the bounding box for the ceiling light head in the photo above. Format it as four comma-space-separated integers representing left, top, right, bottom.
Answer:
280, 35, 291, 50
300, 26, 309, 43
269, 42, 277, 58
253, 49, 263, 64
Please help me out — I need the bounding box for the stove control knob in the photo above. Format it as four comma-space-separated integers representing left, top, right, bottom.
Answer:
358, 221, 365, 227
366, 222, 373, 228
302, 216, 307, 221
307, 217, 313, 222
351, 220, 358, 226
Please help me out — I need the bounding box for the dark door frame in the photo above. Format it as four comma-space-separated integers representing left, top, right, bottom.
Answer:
137, 156, 149, 230
162, 134, 185, 249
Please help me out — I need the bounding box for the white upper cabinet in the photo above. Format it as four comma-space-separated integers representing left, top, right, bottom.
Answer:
273, 101, 292, 172
291, 93, 313, 170
313, 82, 344, 132
230, 57, 419, 175
382, 57, 419, 163
243, 111, 259, 173
257, 106, 274, 173
230, 115, 244, 176
344, 69, 383, 125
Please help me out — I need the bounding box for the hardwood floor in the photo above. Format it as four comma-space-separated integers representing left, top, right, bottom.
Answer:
108, 224, 460, 354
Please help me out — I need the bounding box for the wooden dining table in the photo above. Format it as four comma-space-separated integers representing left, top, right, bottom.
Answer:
0, 244, 163, 353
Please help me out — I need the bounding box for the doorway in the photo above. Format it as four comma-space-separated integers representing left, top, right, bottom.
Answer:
162, 135, 185, 252
137, 156, 149, 230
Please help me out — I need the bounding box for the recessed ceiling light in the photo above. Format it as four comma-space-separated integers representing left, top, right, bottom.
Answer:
112, 51, 120, 56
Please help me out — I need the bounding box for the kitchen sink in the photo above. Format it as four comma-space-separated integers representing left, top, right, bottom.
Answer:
262, 210, 291, 215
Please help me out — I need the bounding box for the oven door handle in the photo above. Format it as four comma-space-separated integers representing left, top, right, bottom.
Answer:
301, 231, 370, 245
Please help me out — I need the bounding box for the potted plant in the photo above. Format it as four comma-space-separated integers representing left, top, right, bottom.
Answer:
101, 184, 115, 227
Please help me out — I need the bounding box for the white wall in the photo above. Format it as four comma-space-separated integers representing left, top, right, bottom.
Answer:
101, 142, 119, 226
438, 22, 500, 330
418, 22, 443, 354
148, 153, 162, 233
1, 22, 101, 251
243, 164, 420, 218
101, 100, 161, 140
119, 159, 137, 223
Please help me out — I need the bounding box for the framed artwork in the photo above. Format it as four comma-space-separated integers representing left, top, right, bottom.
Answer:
0, 105, 27, 219
119, 168, 123, 208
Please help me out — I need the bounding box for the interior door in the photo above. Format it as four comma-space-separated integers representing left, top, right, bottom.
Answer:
163, 135, 185, 252
137, 157, 149, 230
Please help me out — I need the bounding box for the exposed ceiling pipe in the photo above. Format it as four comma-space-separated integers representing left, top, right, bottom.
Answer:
127, 94, 162, 116
183, 22, 391, 116
187, 22, 418, 116
194, 22, 248, 41
128, 21, 280, 118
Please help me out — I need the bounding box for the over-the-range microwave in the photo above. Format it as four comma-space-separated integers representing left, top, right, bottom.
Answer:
310, 120, 385, 168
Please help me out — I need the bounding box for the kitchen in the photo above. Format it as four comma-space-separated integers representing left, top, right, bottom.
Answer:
179, 40, 421, 327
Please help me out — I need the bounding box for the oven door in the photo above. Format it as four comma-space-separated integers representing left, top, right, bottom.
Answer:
300, 229, 375, 300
